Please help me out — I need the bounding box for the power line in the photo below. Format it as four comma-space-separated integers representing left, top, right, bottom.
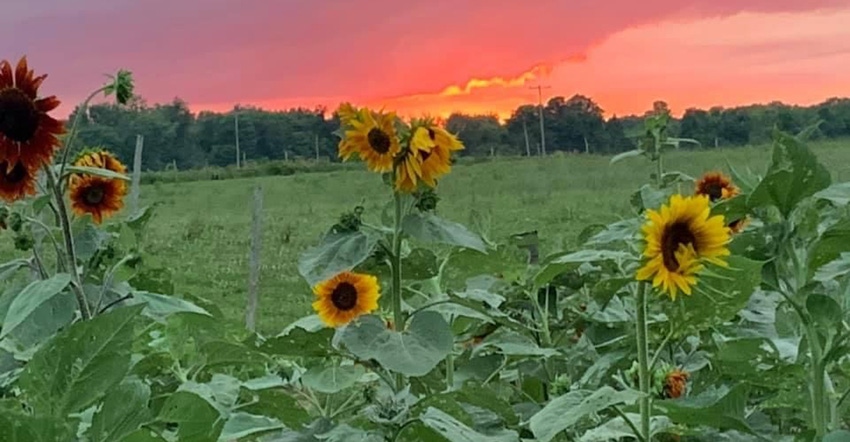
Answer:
529, 84, 551, 155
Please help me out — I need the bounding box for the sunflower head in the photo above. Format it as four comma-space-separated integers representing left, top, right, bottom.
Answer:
0, 57, 64, 171
394, 123, 464, 192
0, 160, 37, 203
636, 194, 731, 300
662, 369, 689, 399
338, 108, 400, 173
695, 172, 738, 202
312, 271, 381, 327
68, 150, 128, 224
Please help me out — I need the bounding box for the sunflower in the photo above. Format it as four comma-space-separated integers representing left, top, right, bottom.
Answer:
395, 124, 464, 192
338, 109, 400, 173
0, 160, 37, 202
662, 368, 689, 399
68, 151, 128, 224
312, 271, 380, 327
694, 172, 738, 202
636, 194, 731, 299
0, 57, 65, 170
695, 171, 749, 233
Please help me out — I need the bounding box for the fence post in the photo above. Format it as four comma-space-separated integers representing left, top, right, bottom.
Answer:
129, 135, 144, 213
245, 184, 264, 332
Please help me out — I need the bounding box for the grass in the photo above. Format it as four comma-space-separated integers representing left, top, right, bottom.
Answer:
134, 140, 850, 334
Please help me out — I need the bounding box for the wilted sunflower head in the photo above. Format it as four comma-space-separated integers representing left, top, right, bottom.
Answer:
663, 369, 689, 399
338, 108, 400, 173
636, 194, 731, 300
0, 57, 64, 171
0, 160, 37, 203
695, 172, 738, 202
68, 151, 128, 224
312, 271, 380, 327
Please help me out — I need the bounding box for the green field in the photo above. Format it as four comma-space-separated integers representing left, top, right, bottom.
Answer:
134, 140, 850, 334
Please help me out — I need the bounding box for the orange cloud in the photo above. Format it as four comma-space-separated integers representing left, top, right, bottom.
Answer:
439, 64, 552, 96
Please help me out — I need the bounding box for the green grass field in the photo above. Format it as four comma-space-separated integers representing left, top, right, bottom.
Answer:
134, 140, 850, 334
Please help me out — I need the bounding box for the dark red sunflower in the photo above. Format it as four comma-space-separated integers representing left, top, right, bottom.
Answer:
0, 57, 65, 171
68, 151, 128, 224
663, 368, 689, 399
0, 160, 37, 202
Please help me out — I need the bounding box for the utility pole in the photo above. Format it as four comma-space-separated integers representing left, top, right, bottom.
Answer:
234, 110, 241, 168
529, 84, 551, 155
315, 134, 320, 161
522, 117, 531, 157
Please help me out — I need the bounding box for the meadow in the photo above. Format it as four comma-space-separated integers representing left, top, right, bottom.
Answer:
135, 139, 850, 334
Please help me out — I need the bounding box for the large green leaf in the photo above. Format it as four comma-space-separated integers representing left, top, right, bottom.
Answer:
529, 387, 642, 442
0, 259, 28, 283
18, 304, 144, 416
260, 328, 335, 357
298, 231, 379, 286
662, 256, 763, 335
340, 312, 452, 377
825, 430, 850, 442
806, 294, 843, 329
813, 182, 850, 206
157, 391, 223, 442
748, 131, 831, 217
1, 273, 72, 340
301, 364, 365, 394
609, 149, 644, 164
579, 414, 672, 442
808, 217, 850, 277
219, 412, 285, 440
402, 212, 487, 253
534, 250, 632, 286
88, 379, 152, 442
418, 407, 519, 442
654, 384, 754, 434
238, 389, 311, 429
64, 165, 131, 181
119, 430, 168, 442
0, 405, 73, 442
814, 252, 850, 282
123, 291, 211, 323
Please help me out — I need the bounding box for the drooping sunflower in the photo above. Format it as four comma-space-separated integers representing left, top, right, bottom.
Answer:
338, 108, 400, 173
0, 57, 65, 170
312, 271, 380, 327
636, 194, 731, 300
695, 171, 748, 233
0, 160, 37, 202
68, 150, 128, 224
395, 124, 464, 192
662, 368, 689, 399
695, 172, 738, 202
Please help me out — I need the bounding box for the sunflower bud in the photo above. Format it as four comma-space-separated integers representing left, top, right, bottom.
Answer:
104, 69, 135, 105
13, 234, 33, 251
414, 187, 439, 212
7, 212, 22, 233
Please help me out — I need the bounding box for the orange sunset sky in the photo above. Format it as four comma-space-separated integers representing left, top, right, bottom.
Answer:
5, 0, 850, 120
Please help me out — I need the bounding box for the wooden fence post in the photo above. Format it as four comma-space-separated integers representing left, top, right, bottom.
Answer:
129, 135, 144, 213
245, 185, 264, 332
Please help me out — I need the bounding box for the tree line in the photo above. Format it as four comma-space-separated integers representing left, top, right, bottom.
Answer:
68, 95, 850, 171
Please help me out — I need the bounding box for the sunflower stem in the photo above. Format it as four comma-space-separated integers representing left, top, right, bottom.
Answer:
390, 187, 405, 389
58, 87, 108, 191
445, 350, 454, 391
806, 320, 828, 438
44, 165, 92, 320
635, 281, 651, 440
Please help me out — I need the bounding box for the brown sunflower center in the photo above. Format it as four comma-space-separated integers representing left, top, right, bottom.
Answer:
367, 128, 391, 154
331, 282, 358, 311
419, 149, 432, 161
84, 185, 106, 206
0, 88, 39, 143
0, 161, 28, 184
703, 183, 724, 201
661, 221, 698, 271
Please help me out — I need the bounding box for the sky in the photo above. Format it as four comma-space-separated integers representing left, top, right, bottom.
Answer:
4, 0, 850, 120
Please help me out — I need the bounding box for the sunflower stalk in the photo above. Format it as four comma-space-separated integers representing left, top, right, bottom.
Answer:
43, 165, 92, 320
58, 86, 108, 189
390, 177, 406, 390
635, 281, 651, 440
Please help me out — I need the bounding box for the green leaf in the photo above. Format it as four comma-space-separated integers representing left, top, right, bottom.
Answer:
584, 218, 641, 247
529, 387, 642, 442
630, 184, 671, 213
1, 273, 71, 340
118, 429, 167, 442
219, 412, 285, 440
609, 149, 644, 164
402, 212, 487, 253
301, 363, 365, 394
748, 131, 831, 217
579, 414, 673, 442
261, 328, 335, 357
123, 291, 211, 323
73, 222, 113, 262
535, 250, 632, 286
238, 389, 311, 429
814, 182, 850, 206
809, 218, 850, 277
340, 312, 452, 377
419, 407, 519, 442
64, 165, 130, 181
88, 379, 152, 442
0, 259, 28, 283
19, 304, 144, 416
200, 340, 269, 367
825, 430, 850, 442
157, 391, 223, 442
403, 248, 440, 280
814, 252, 850, 282
0, 405, 73, 441
298, 231, 379, 286
662, 256, 763, 335
806, 294, 843, 329
655, 384, 754, 434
